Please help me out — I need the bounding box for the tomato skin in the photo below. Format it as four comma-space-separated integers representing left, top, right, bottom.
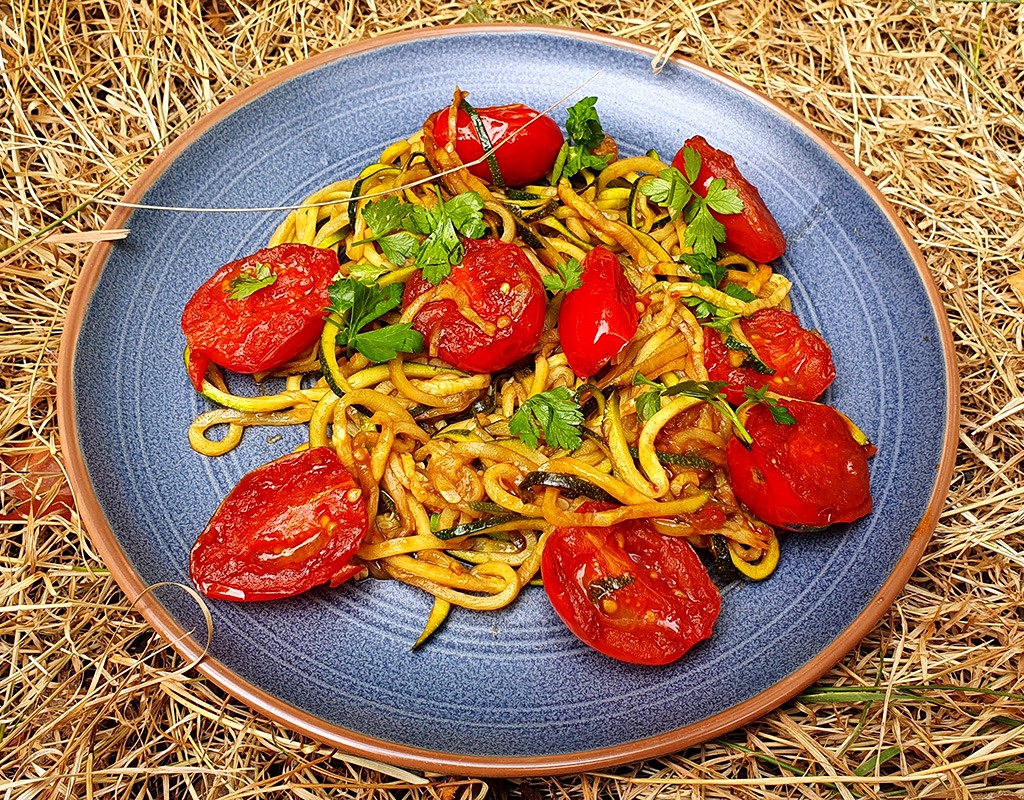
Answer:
674, 136, 786, 263
402, 238, 546, 373
189, 448, 368, 601
428, 104, 564, 187
727, 401, 873, 531
704, 308, 836, 404
181, 243, 340, 390
542, 507, 721, 666
558, 247, 640, 378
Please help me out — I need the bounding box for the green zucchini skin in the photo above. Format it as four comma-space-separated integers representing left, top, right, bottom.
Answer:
709, 534, 739, 583
433, 514, 524, 541
517, 471, 618, 504
460, 99, 507, 188
626, 445, 715, 471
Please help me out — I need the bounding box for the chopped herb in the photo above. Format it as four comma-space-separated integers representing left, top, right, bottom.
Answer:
632, 373, 752, 444
228, 262, 277, 300
353, 191, 487, 281
743, 386, 797, 425
348, 261, 389, 285
632, 372, 664, 389
679, 145, 702, 183
357, 197, 421, 266
639, 148, 744, 259
362, 195, 417, 237
565, 96, 605, 149
636, 389, 663, 423
377, 232, 419, 267
348, 323, 423, 362
554, 97, 610, 181
327, 277, 424, 363
641, 167, 694, 220
588, 573, 635, 603
542, 257, 584, 294
509, 387, 584, 450
679, 252, 727, 287
561, 147, 609, 179
684, 199, 727, 262
410, 190, 487, 284
676, 248, 754, 327
704, 176, 745, 215
700, 310, 741, 334
723, 282, 756, 302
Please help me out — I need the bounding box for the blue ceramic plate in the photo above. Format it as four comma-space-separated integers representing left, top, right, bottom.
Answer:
59, 27, 958, 776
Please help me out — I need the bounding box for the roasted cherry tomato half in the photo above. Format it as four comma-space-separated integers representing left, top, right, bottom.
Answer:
558, 247, 640, 378
542, 506, 721, 665
403, 238, 546, 373
727, 400, 874, 531
427, 103, 564, 187
181, 243, 340, 390
189, 447, 368, 601
674, 136, 786, 263
704, 307, 836, 404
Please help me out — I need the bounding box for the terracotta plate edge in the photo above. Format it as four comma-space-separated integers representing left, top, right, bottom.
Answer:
56, 24, 961, 778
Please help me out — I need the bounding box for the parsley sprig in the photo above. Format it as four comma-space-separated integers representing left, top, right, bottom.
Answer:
228, 262, 277, 300
542, 257, 583, 294
509, 388, 584, 450
410, 191, 487, 284
640, 147, 744, 259
356, 190, 487, 285
676, 252, 755, 331
327, 277, 424, 363
740, 386, 797, 425
550, 96, 610, 183
359, 196, 419, 267
632, 374, 753, 444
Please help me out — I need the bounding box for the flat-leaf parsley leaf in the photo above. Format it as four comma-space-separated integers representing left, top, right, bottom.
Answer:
410, 191, 487, 285
353, 191, 487, 282
632, 373, 753, 444
552, 97, 610, 182
509, 388, 584, 450
542, 257, 584, 294
228, 263, 277, 300
742, 386, 797, 426
639, 147, 744, 260
327, 277, 424, 363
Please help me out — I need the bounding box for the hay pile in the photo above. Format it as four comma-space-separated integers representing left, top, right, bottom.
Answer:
2, 0, 1022, 797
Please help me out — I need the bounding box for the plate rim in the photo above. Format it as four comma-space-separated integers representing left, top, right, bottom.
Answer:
56, 24, 960, 777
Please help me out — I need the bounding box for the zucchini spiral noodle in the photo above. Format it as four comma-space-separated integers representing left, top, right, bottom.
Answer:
187, 95, 792, 639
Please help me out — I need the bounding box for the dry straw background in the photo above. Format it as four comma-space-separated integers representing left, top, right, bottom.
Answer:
2, 0, 1023, 797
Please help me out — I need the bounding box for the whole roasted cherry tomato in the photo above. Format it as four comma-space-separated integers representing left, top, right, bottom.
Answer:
704, 308, 836, 404
542, 505, 721, 665
727, 400, 874, 531
181, 243, 340, 390
558, 247, 640, 378
427, 103, 564, 187
674, 136, 786, 263
189, 447, 368, 601
403, 238, 546, 373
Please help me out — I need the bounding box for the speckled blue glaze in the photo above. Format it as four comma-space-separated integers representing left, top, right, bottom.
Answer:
72, 29, 951, 761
